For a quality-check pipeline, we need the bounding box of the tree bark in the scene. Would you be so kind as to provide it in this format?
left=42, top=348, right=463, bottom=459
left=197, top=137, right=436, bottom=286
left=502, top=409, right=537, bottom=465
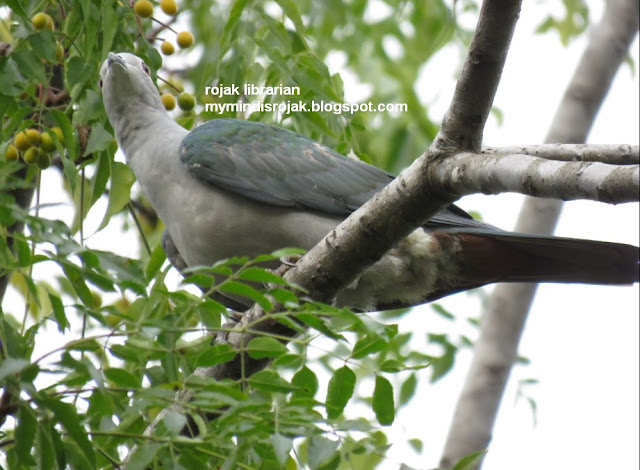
left=439, top=1, right=640, bottom=468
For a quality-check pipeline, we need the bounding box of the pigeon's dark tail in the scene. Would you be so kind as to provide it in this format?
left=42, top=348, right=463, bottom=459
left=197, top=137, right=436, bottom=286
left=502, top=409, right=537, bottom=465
left=454, top=231, right=639, bottom=287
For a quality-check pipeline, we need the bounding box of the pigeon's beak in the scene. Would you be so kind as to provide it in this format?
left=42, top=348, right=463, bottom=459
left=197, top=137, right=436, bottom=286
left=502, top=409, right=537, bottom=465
left=107, top=52, right=126, bottom=69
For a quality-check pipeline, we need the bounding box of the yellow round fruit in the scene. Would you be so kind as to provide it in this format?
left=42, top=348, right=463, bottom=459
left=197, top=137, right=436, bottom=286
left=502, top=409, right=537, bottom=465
left=177, top=92, right=195, bottom=111
left=176, top=31, right=194, bottom=49
left=160, top=0, right=178, bottom=15
left=25, top=129, right=41, bottom=147
left=36, top=149, right=51, bottom=169
left=133, top=0, right=154, bottom=18
left=40, top=132, right=56, bottom=152
left=161, top=93, right=176, bottom=110
left=14, top=131, right=30, bottom=152
left=160, top=41, right=175, bottom=56
left=5, top=145, right=19, bottom=162
left=22, top=147, right=39, bottom=165
left=56, top=43, right=64, bottom=63
left=52, top=127, right=65, bottom=146
left=32, top=13, right=53, bottom=31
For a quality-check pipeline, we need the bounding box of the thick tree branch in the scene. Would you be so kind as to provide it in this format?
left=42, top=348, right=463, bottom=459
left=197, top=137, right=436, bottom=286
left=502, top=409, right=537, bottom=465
left=435, top=152, right=638, bottom=203
left=483, top=143, right=639, bottom=164
left=440, top=0, right=640, bottom=468
left=286, top=0, right=524, bottom=304
left=434, top=0, right=522, bottom=151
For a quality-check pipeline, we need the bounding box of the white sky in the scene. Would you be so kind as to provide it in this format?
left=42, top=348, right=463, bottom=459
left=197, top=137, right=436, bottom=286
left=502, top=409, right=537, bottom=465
left=3, top=2, right=638, bottom=469
left=379, top=2, right=639, bottom=469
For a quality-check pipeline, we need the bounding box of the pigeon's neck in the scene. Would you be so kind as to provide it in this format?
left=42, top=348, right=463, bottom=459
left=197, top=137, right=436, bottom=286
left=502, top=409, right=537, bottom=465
left=114, top=102, right=187, bottom=163
left=112, top=101, right=190, bottom=212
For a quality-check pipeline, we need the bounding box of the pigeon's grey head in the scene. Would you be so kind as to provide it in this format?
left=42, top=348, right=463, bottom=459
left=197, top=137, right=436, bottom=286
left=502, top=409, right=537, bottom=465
left=100, top=52, right=165, bottom=125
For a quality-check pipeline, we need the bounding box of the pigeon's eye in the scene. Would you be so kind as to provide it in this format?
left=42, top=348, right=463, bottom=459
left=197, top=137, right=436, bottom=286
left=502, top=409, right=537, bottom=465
left=99, top=78, right=103, bottom=88
left=142, top=63, right=150, bottom=75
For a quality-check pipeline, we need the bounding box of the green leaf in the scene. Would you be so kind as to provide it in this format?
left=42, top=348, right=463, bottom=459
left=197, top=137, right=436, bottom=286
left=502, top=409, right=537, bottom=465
left=271, top=434, right=293, bottom=467
left=273, top=0, right=308, bottom=42
left=51, top=109, right=78, bottom=185
left=451, top=450, right=487, bottom=470
left=291, top=366, right=318, bottom=398
left=98, top=162, right=135, bottom=230
left=408, top=438, right=423, bottom=453
left=195, top=343, right=237, bottom=367
left=101, top=0, right=118, bottom=59
left=0, top=57, right=24, bottom=96
left=163, top=411, right=187, bottom=436
left=15, top=405, right=37, bottom=464
left=60, top=262, right=94, bottom=306
left=73, top=90, right=105, bottom=125
left=431, top=302, right=455, bottom=320
left=219, top=280, right=272, bottom=311
left=294, top=312, right=344, bottom=341
left=90, top=150, right=111, bottom=207
left=146, top=243, right=167, bottom=280
left=325, top=365, right=356, bottom=419
left=85, top=122, right=114, bottom=154
left=196, top=299, right=224, bottom=329
left=379, top=359, right=406, bottom=373
left=42, top=398, right=96, bottom=468
left=128, top=443, right=161, bottom=470
left=4, top=0, right=29, bottom=20
left=350, top=335, right=386, bottom=359
left=65, top=56, right=94, bottom=95
left=103, top=367, right=141, bottom=389
left=248, top=370, right=296, bottom=394
left=247, top=336, right=287, bottom=359
left=29, top=30, right=57, bottom=64
left=372, top=375, right=394, bottom=425
left=221, top=0, right=252, bottom=49
left=307, top=435, right=339, bottom=470
left=12, top=50, right=46, bottom=83
left=36, top=423, right=59, bottom=470
left=399, top=373, right=417, bottom=406
left=238, top=266, right=288, bottom=285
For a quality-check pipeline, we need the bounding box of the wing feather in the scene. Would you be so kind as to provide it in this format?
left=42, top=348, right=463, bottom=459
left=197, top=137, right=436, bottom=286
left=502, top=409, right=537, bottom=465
left=179, top=118, right=499, bottom=231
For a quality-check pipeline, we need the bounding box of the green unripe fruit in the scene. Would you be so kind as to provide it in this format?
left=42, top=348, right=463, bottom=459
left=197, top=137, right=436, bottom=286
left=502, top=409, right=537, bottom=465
left=56, top=43, right=64, bottom=63
left=5, top=145, right=19, bottom=162
left=32, top=13, right=54, bottom=31
left=36, top=149, right=51, bottom=169
left=52, top=127, right=65, bottom=146
left=40, top=132, right=56, bottom=152
left=177, top=92, right=195, bottom=111
left=25, top=129, right=41, bottom=146
left=23, top=147, right=39, bottom=165
left=14, top=131, right=30, bottom=151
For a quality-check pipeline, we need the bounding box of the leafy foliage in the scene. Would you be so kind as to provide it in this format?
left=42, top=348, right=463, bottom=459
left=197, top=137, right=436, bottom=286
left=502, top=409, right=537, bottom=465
left=0, top=0, right=579, bottom=468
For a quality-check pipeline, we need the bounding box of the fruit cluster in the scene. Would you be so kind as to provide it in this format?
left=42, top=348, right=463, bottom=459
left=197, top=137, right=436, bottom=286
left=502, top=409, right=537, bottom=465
left=132, top=0, right=196, bottom=112
left=31, top=13, right=65, bottom=63
left=133, top=0, right=194, bottom=55
left=5, top=128, right=65, bottom=169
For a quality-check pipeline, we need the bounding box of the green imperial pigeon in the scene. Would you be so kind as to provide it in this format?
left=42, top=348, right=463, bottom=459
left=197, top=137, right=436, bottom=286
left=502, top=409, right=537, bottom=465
left=100, top=52, right=639, bottom=311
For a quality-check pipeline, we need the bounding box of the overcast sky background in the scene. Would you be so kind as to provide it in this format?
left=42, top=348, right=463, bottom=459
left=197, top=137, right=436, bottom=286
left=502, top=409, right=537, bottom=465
left=374, top=2, right=639, bottom=469
left=3, top=1, right=638, bottom=469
